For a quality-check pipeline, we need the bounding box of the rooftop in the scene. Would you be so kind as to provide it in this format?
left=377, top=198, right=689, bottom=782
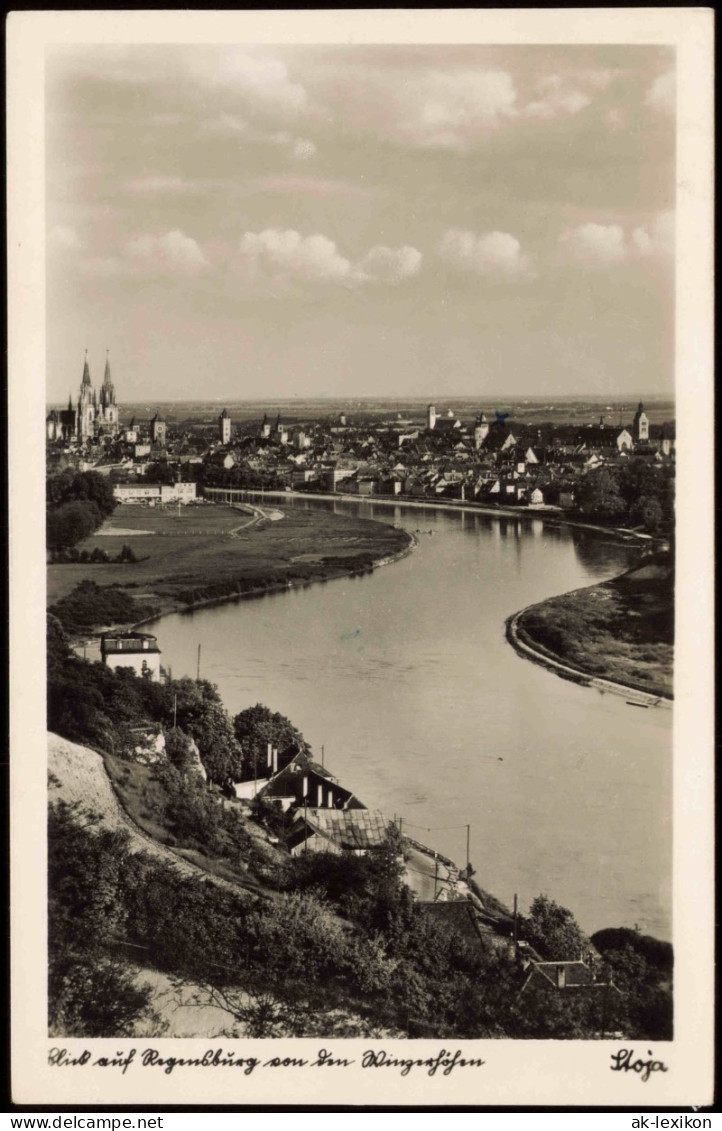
left=101, top=632, right=161, bottom=655
left=302, top=807, right=391, bottom=851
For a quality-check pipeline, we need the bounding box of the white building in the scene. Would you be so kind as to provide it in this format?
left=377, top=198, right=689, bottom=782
left=101, top=632, right=162, bottom=680
left=113, top=482, right=197, bottom=504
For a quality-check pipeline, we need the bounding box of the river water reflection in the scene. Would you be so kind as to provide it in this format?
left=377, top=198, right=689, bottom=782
left=149, top=497, right=672, bottom=939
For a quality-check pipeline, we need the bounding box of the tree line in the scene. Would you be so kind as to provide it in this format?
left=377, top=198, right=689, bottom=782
left=47, top=470, right=118, bottom=553
left=573, top=459, right=674, bottom=534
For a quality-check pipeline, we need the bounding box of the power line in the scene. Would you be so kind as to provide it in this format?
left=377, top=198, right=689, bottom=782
left=403, top=821, right=470, bottom=832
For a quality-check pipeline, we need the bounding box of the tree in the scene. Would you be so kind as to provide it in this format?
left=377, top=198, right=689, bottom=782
left=48, top=801, right=159, bottom=1037
left=521, top=895, right=589, bottom=960
left=592, top=929, right=673, bottom=1040
left=175, top=679, right=244, bottom=785
left=168, top=891, right=356, bottom=1037
left=47, top=500, right=103, bottom=551
left=233, top=703, right=310, bottom=774
left=164, top=726, right=197, bottom=774
left=629, top=496, right=664, bottom=533
left=576, top=468, right=626, bottom=522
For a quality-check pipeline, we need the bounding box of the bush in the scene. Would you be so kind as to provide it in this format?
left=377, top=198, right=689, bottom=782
left=49, top=581, right=158, bottom=633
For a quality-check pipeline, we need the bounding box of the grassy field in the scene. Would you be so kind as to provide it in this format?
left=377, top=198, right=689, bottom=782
left=48, top=500, right=411, bottom=615
left=515, top=556, right=674, bottom=698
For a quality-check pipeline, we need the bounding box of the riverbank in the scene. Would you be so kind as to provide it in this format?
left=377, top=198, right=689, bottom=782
left=224, top=486, right=665, bottom=547
left=507, top=554, right=673, bottom=704
left=48, top=500, right=415, bottom=634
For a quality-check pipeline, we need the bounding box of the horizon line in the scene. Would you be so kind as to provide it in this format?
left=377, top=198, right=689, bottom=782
left=46, top=393, right=676, bottom=406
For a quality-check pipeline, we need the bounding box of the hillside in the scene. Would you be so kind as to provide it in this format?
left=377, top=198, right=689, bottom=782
left=48, top=733, right=260, bottom=897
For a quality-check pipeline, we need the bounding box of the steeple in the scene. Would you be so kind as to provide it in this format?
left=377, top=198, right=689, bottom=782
left=81, top=349, right=91, bottom=386
left=100, top=349, right=115, bottom=408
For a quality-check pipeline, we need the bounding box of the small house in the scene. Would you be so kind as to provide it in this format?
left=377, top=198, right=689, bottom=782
left=101, top=632, right=162, bottom=681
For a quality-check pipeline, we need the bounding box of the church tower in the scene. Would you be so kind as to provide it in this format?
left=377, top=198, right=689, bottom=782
left=218, top=408, right=231, bottom=445
left=77, top=350, right=96, bottom=441
left=99, top=350, right=119, bottom=434
left=632, top=402, right=649, bottom=442
left=427, top=404, right=437, bottom=431
left=150, top=411, right=167, bottom=447
left=473, top=413, right=489, bottom=450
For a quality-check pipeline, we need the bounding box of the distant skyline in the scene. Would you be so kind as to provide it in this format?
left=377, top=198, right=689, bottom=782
left=47, top=44, right=675, bottom=404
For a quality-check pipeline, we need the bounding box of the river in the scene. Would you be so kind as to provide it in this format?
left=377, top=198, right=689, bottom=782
left=147, top=496, right=672, bottom=940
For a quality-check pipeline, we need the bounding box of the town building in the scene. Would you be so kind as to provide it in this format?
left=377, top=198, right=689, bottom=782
left=632, top=402, right=650, bottom=442
left=100, top=632, right=162, bottom=680
left=149, top=412, right=167, bottom=447
left=218, top=409, right=232, bottom=445
left=47, top=350, right=121, bottom=443
left=113, top=482, right=197, bottom=504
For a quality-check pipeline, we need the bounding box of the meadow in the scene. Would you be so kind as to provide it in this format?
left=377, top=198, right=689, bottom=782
left=47, top=500, right=411, bottom=619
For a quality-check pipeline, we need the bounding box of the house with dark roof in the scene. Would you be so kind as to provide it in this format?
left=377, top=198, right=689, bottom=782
left=287, top=807, right=391, bottom=856
left=519, top=955, right=620, bottom=997
left=257, top=749, right=365, bottom=812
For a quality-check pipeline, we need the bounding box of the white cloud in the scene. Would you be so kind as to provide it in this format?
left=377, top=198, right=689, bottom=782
left=125, top=229, right=208, bottom=275
left=632, top=211, right=674, bottom=258
left=395, top=69, right=518, bottom=149
left=438, top=229, right=534, bottom=281
left=202, top=114, right=318, bottom=162
left=353, top=245, right=423, bottom=285
left=239, top=229, right=352, bottom=283
left=646, top=71, right=675, bottom=114
left=204, top=51, right=307, bottom=116
left=237, top=229, right=423, bottom=288
left=559, top=222, right=627, bottom=267
left=561, top=213, right=674, bottom=268
left=524, top=74, right=591, bottom=119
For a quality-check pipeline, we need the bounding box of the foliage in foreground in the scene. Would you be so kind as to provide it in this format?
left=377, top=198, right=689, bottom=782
left=48, top=798, right=672, bottom=1040
left=47, top=619, right=672, bottom=1040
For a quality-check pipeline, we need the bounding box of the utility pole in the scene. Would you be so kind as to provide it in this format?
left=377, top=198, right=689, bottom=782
left=173, top=694, right=177, bottom=730
left=466, top=824, right=470, bottom=872
left=433, top=854, right=438, bottom=900
left=303, top=796, right=308, bottom=854
left=253, top=750, right=257, bottom=797
left=196, top=644, right=201, bottom=682
left=513, top=893, right=518, bottom=954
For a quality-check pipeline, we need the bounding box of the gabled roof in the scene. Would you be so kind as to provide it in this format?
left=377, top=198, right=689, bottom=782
left=295, top=807, right=391, bottom=851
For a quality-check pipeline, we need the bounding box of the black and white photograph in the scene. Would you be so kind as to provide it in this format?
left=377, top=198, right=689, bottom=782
left=8, top=8, right=714, bottom=1110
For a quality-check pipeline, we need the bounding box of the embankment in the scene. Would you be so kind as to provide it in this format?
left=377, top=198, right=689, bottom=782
left=507, top=557, right=673, bottom=705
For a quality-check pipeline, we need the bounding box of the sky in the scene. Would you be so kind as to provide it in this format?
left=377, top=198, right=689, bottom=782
left=46, top=44, right=676, bottom=404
